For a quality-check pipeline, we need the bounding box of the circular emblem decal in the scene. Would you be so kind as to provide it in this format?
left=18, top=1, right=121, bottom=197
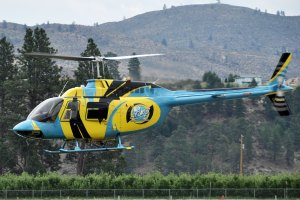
left=131, top=104, right=150, bottom=123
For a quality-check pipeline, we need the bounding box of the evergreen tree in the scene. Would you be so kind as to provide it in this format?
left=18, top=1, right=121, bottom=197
left=234, top=99, right=246, bottom=118
left=0, top=37, right=18, bottom=174
left=189, top=40, right=194, bottom=49
left=104, top=52, right=121, bottom=79
left=74, top=38, right=101, bottom=85
left=161, top=38, right=167, bottom=46
left=18, top=27, right=62, bottom=110
left=0, top=37, right=17, bottom=133
left=227, top=74, right=236, bottom=82
left=290, top=86, right=300, bottom=113
left=17, top=27, right=62, bottom=174
left=128, top=53, right=141, bottom=81
left=270, top=126, right=282, bottom=161
left=202, top=71, right=223, bottom=88
left=163, top=4, right=167, bottom=10
left=249, top=78, right=257, bottom=87
left=285, top=132, right=294, bottom=166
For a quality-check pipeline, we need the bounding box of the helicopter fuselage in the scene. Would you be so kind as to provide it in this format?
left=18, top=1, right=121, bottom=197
left=12, top=53, right=293, bottom=153
left=13, top=79, right=172, bottom=140
left=13, top=76, right=292, bottom=141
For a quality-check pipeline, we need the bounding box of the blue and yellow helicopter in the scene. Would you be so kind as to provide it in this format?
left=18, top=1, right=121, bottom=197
left=13, top=52, right=293, bottom=153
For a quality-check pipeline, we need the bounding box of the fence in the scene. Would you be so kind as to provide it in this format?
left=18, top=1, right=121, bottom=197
left=1, top=188, right=300, bottom=199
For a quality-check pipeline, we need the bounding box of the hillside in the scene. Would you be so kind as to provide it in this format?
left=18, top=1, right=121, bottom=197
left=1, top=3, right=300, bottom=81
left=1, top=3, right=300, bottom=176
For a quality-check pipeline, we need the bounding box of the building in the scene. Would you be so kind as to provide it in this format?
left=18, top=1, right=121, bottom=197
left=234, top=76, right=262, bottom=86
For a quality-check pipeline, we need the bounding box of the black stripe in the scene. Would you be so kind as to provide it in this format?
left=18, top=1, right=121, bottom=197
left=76, top=114, right=91, bottom=138
left=70, top=120, right=82, bottom=138
left=126, top=106, right=132, bottom=122
left=278, top=110, right=290, bottom=116
left=271, top=53, right=290, bottom=79
left=104, top=80, right=161, bottom=99
left=148, top=106, right=154, bottom=120
left=105, top=80, right=109, bottom=88
left=268, top=94, right=291, bottom=116
left=69, top=111, right=91, bottom=139
left=104, top=80, right=124, bottom=97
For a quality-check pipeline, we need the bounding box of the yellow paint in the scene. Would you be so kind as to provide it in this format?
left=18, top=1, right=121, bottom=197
left=112, top=97, right=161, bottom=134
left=59, top=98, right=75, bottom=139
left=32, top=121, right=41, bottom=131
left=58, top=80, right=160, bottom=140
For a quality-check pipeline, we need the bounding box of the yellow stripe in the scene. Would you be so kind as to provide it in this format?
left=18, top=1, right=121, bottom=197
left=32, top=121, right=41, bottom=131
left=265, top=92, right=277, bottom=96
left=268, top=54, right=292, bottom=83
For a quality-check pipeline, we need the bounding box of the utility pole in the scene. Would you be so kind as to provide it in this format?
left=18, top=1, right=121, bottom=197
left=240, top=134, right=244, bottom=176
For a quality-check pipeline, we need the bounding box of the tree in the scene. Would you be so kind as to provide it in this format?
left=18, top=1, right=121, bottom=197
left=0, top=37, right=18, bottom=174
left=249, top=78, right=257, bottom=87
left=234, top=99, right=246, bottom=118
left=227, top=74, right=237, bottom=82
left=189, top=40, right=194, bottom=49
left=128, top=53, right=141, bottom=81
left=163, top=4, right=167, bottom=10
left=202, top=71, right=223, bottom=88
left=17, top=27, right=62, bottom=174
left=161, top=38, right=167, bottom=46
left=0, top=37, right=16, bottom=120
left=74, top=38, right=112, bottom=85
left=18, top=27, right=62, bottom=110
left=276, top=11, right=280, bottom=16
left=285, top=133, right=294, bottom=166
left=2, top=20, right=7, bottom=29
left=104, top=52, right=121, bottom=80
left=75, top=38, right=101, bottom=85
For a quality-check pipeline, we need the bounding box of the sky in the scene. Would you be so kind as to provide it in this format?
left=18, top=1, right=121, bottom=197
left=1, top=0, right=299, bottom=26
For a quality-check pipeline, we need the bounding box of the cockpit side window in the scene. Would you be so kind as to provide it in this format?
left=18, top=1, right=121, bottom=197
left=27, top=97, right=63, bottom=122
left=62, top=100, right=79, bottom=121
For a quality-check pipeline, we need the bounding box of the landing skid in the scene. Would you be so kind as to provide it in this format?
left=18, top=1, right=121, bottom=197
left=44, top=136, right=134, bottom=154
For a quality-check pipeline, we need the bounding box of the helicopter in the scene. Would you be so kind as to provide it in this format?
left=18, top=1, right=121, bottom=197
left=13, top=52, right=293, bottom=153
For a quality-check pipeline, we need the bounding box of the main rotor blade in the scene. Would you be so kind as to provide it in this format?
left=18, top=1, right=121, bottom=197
left=103, top=53, right=164, bottom=60
left=24, top=52, right=95, bottom=61
left=24, top=52, right=164, bottom=62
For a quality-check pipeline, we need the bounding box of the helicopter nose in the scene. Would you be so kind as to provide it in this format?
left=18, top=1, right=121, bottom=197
left=13, top=120, right=43, bottom=138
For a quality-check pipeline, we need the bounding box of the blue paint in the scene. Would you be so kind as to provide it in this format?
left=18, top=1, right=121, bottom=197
left=36, top=118, right=65, bottom=139
left=85, top=80, right=96, bottom=102
left=13, top=119, right=33, bottom=131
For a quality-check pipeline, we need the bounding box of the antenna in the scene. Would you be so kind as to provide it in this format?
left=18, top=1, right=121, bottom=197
left=59, top=80, right=69, bottom=97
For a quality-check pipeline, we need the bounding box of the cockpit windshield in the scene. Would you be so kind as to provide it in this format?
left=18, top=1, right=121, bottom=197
left=27, top=97, right=63, bottom=122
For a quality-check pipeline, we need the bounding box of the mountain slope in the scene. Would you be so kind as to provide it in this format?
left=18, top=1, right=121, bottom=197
left=1, top=3, right=300, bottom=81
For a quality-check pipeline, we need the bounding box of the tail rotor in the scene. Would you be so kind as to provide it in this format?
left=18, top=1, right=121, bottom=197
left=267, top=53, right=292, bottom=116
